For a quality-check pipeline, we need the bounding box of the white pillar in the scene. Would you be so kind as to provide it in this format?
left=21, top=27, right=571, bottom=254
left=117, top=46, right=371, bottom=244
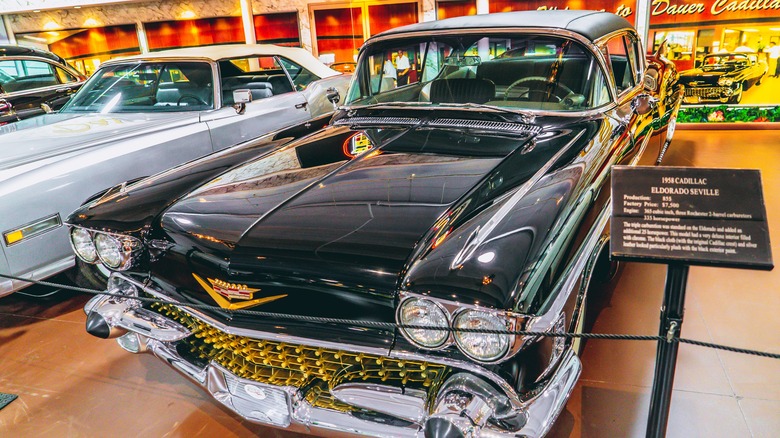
left=240, top=0, right=256, bottom=45
left=635, top=0, right=652, bottom=51
left=135, top=21, right=149, bottom=53
left=476, top=0, right=489, bottom=15
left=1, top=15, right=15, bottom=44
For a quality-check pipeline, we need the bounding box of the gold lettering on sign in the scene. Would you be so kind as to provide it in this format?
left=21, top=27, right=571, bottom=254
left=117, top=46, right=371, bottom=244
left=616, top=5, right=634, bottom=16
left=536, top=5, right=633, bottom=16
left=711, top=0, right=780, bottom=15
left=652, top=0, right=706, bottom=15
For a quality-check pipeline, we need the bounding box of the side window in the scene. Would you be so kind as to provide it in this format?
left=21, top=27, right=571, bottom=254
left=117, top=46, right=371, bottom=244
left=220, top=56, right=294, bottom=105
left=624, top=34, right=642, bottom=85
left=0, top=59, right=58, bottom=93
left=605, top=35, right=636, bottom=95
left=55, top=66, right=79, bottom=84
left=279, top=57, right=317, bottom=91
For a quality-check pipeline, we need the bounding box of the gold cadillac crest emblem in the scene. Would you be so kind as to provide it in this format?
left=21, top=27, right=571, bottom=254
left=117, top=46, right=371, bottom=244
left=192, top=273, right=287, bottom=310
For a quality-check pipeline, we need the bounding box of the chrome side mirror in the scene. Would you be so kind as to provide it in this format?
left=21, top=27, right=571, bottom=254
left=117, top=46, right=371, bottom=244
left=232, top=89, right=252, bottom=115
left=326, top=87, right=340, bottom=110
left=631, top=93, right=658, bottom=116
left=0, top=99, right=12, bottom=115
left=643, top=69, right=660, bottom=92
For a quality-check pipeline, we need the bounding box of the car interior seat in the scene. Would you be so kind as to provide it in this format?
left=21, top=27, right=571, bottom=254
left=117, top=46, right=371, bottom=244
left=429, top=78, right=495, bottom=104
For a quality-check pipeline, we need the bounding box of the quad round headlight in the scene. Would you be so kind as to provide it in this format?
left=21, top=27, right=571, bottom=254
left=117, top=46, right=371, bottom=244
left=398, top=298, right=449, bottom=348
left=453, top=310, right=511, bottom=362
left=718, top=77, right=734, bottom=86
left=70, top=227, right=98, bottom=263
left=94, top=233, right=139, bottom=270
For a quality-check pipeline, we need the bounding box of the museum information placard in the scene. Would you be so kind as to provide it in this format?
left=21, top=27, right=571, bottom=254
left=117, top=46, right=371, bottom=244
left=611, top=166, right=773, bottom=270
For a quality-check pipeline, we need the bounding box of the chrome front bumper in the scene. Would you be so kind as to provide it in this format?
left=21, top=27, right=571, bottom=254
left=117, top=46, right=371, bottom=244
left=84, top=283, right=581, bottom=438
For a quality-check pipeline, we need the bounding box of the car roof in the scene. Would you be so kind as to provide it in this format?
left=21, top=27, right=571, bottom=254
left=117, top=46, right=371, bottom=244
left=0, top=45, right=69, bottom=65
left=370, top=10, right=633, bottom=43
left=705, top=52, right=755, bottom=56
left=109, top=44, right=339, bottom=79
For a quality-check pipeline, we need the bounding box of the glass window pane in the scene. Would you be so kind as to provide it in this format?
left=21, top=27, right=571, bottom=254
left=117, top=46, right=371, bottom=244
left=279, top=57, right=316, bottom=90
left=62, top=62, right=213, bottom=112
left=349, top=34, right=609, bottom=112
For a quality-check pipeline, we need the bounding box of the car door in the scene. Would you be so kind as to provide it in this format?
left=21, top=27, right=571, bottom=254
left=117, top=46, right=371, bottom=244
left=203, top=55, right=310, bottom=151
left=0, top=58, right=82, bottom=122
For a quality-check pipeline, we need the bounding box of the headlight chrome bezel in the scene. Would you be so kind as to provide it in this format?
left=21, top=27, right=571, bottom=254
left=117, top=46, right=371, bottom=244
left=69, top=226, right=142, bottom=271
left=452, top=309, right=512, bottom=363
left=69, top=227, right=98, bottom=263
left=397, top=297, right=451, bottom=349
left=396, top=292, right=526, bottom=364
left=718, top=77, right=734, bottom=87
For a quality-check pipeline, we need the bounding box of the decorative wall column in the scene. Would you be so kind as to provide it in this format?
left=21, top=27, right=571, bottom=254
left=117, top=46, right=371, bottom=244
left=422, top=0, right=436, bottom=22
left=1, top=15, right=15, bottom=44
left=477, top=0, right=489, bottom=15
left=240, top=0, right=256, bottom=44
left=634, top=0, right=651, bottom=48
left=135, top=21, right=149, bottom=53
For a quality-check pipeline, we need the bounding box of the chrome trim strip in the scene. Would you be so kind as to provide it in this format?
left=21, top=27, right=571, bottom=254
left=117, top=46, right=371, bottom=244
left=427, top=118, right=542, bottom=135
left=1, top=82, right=83, bottom=99
left=333, top=116, right=419, bottom=126
left=516, top=349, right=581, bottom=437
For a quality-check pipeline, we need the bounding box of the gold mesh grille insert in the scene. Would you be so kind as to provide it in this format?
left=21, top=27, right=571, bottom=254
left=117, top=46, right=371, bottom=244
left=150, top=303, right=449, bottom=412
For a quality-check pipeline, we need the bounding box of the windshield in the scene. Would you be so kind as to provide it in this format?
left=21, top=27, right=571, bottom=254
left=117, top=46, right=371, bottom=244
left=702, top=54, right=750, bottom=67
left=61, top=61, right=214, bottom=113
left=346, top=34, right=611, bottom=112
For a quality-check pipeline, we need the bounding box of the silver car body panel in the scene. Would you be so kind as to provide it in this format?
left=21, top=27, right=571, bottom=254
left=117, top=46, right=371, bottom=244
left=0, top=52, right=350, bottom=297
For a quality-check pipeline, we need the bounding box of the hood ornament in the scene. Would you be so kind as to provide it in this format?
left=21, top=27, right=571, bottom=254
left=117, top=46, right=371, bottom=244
left=192, top=273, right=287, bottom=310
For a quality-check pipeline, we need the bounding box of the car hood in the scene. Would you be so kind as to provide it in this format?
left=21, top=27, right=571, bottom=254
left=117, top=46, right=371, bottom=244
left=0, top=112, right=198, bottom=171
left=145, top=114, right=594, bottom=334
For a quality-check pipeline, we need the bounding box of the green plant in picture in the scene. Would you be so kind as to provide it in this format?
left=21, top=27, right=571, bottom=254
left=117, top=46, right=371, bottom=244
left=678, top=105, right=780, bottom=123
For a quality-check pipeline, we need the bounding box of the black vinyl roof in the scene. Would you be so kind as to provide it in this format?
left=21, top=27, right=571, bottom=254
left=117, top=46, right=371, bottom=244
left=0, top=45, right=69, bottom=66
left=371, top=10, right=633, bottom=42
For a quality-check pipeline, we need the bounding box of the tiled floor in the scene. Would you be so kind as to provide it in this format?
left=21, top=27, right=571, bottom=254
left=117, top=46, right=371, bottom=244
left=0, top=129, right=778, bottom=437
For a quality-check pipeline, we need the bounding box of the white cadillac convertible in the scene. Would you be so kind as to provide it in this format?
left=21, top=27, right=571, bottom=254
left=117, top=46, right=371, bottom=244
left=0, top=44, right=350, bottom=296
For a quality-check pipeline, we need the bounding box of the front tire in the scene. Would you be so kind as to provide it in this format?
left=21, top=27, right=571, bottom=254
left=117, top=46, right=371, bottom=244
left=66, top=259, right=109, bottom=291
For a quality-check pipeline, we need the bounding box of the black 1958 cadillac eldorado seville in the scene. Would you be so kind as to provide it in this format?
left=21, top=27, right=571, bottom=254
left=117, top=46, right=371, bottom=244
left=66, top=11, right=681, bottom=437
left=679, top=51, right=767, bottom=104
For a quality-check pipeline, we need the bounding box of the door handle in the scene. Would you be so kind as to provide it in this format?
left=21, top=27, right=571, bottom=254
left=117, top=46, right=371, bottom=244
left=295, top=101, right=308, bottom=110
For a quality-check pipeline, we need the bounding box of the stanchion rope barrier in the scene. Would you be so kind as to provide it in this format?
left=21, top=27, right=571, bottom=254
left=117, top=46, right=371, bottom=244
left=2, top=272, right=778, bottom=360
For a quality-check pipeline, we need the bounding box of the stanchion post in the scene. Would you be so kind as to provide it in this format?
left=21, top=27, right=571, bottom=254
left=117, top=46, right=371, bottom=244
left=646, top=263, right=689, bottom=438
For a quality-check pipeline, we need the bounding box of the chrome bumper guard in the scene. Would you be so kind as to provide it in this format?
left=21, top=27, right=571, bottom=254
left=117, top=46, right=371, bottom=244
left=84, top=280, right=581, bottom=437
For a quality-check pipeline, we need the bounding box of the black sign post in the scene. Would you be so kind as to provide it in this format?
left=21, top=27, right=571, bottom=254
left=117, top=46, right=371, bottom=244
left=610, top=166, right=773, bottom=438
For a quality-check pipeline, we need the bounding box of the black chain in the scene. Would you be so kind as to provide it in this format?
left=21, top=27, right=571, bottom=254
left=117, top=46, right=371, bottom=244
left=3, top=273, right=779, bottom=360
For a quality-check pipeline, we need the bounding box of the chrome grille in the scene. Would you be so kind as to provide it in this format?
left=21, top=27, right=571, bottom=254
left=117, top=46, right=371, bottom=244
left=685, top=87, right=728, bottom=97
left=151, top=303, right=449, bottom=412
